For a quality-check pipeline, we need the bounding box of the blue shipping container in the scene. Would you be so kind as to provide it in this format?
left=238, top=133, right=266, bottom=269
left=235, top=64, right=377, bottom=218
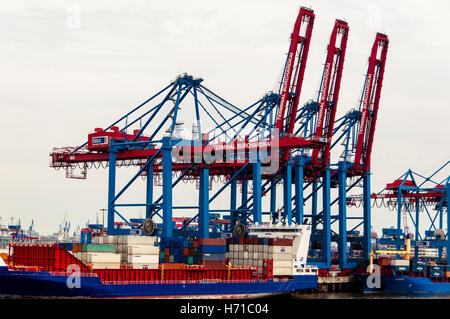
left=413, top=264, right=426, bottom=272
left=198, top=245, right=227, bottom=254
left=199, top=253, right=226, bottom=262
left=429, top=266, right=444, bottom=277
left=394, top=266, right=409, bottom=272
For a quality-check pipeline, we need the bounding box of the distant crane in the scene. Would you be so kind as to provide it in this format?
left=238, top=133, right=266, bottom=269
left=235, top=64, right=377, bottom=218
left=73, top=225, right=80, bottom=237
left=28, top=219, right=34, bottom=237
left=58, top=213, right=71, bottom=241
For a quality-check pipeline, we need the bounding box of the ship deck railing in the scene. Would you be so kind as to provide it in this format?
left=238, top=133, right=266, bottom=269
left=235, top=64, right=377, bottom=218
left=49, top=271, right=98, bottom=277
left=100, top=279, right=268, bottom=285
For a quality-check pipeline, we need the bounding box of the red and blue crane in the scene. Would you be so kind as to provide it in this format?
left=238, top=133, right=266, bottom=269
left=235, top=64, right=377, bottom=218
left=50, top=7, right=389, bottom=271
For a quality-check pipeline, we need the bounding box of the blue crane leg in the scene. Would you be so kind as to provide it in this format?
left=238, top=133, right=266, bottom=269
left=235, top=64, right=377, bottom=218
left=415, top=199, right=420, bottom=259
left=294, top=156, right=304, bottom=224
left=107, top=150, right=117, bottom=235
left=199, top=168, right=210, bottom=238
left=322, top=167, right=331, bottom=268
left=230, top=173, right=237, bottom=229
left=162, top=137, right=173, bottom=237
left=252, top=160, right=262, bottom=224
left=242, top=178, right=248, bottom=209
left=363, top=172, right=371, bottom=261
left=270, top=179, right=277, bottom=221
left=312, top=182, right=318, bottom=233
left=283, top=161, right=292, bottom=225
left=338, top=163, right=347, bottom=268
left=146, top=164, right=154, bottom=219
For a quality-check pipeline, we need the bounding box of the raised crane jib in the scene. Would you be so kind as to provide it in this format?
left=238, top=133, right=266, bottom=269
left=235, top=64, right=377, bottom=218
left=275, top=7, right=315, bottom=137
left=353, top=33, right=389, bottom=172
left=310, top=19, right=349, bottom=167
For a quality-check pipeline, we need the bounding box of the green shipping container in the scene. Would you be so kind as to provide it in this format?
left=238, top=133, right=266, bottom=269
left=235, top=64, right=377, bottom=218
left=81, top=244, right=116, bottom=252
left=188, top=256, right=194, bottom=265
left=193, top=248, right=198, bottom=256
left=160, top=251, right=165, bottom=259
left=169, top=255, right=174, bottom=263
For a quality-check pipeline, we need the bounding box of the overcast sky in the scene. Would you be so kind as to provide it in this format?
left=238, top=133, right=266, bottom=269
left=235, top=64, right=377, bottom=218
left=0, top=0, right=448, bottom=236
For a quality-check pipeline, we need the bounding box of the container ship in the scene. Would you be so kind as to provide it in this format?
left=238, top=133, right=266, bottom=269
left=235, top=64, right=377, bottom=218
left=0, top=223, right=318, bottom=298
left=357, top=228, right=450, bottom=294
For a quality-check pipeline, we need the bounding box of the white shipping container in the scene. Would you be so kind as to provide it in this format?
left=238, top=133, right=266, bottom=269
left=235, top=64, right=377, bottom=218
left=102, top=236, right=113, bottom=244
left=127, top=255, right=159, bottom=264
left=129, top=263, right=159, bottom=270
left=273, top=253, right=292, bottom=261
left=271, top=246, right=293, bottom=254
left=113, top=236, right=123, bottom=244
left=273, top=267, right=293, bottom=276
left=273, top=260, right=293, bottom=268
left=89, top=262, right=121, bottom=269
left=91, top=237, right=103, bottom=244
left=86, top=253, right=121, bottom=263
left=127, top=245, right=159, bottom=255
left=121, top=236, right=156, bottom=245
left=390, top=259, right=410, bottom=266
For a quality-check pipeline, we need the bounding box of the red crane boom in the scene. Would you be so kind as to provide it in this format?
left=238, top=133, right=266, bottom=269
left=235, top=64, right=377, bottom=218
left=352, top=33, right=389, bottom=173
left=310, top=19, right=349, bottom=167
left=275, top=7, right=315, bottom=137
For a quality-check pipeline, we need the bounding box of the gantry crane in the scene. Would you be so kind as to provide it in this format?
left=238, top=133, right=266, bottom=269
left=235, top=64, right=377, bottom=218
left=49, top=7, right=389, bottom=274
left=365, top=161, right=449, bottom=263
left=317, top=32, right=389, bottom=269
left=50, top=7, right=328, bottom=237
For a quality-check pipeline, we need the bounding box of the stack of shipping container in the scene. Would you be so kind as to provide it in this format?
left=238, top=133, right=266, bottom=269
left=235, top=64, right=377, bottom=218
left=94, top=235, right=160, bottom=269
left=228, top=237, right=293, bottom=276
left=73, top=243, right=121, bottom=269
left=198, top=238, right=227, bottom=269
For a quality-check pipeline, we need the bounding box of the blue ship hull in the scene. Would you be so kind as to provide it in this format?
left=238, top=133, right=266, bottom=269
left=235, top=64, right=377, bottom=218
left=0, top=266, right=317, bottom=298
left=358, top=274, right=450, bottom=294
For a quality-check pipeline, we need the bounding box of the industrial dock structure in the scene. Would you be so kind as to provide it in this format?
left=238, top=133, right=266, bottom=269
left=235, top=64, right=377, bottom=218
left=0, top=6, right=448, bottom=297
left=48, top=6, right=389, bottom=272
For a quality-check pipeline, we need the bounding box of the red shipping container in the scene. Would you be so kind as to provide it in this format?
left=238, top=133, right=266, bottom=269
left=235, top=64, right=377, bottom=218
left=203, top=261, right=225, bottom=269
left=269, top=238, right=293, bottom=246
left=198, top=238, right=226, bottom=246
left=162, top=263, right=186, bottom=270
